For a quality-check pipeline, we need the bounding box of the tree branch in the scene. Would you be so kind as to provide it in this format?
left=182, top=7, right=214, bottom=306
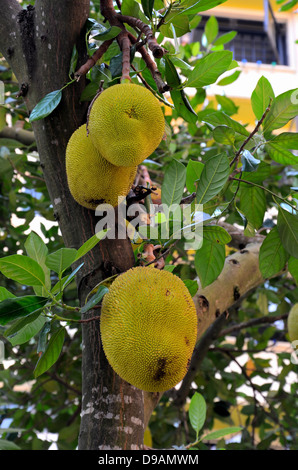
left=0, top=126, right=36, bottom=147
left=74, top=39, right=114, bottom=80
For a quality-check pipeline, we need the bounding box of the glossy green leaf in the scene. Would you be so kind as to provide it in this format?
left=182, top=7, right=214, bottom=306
left=199, top=110, right=249, bottom=136
left=186, top=51, right=233, bottom=88
left=141, top=0, right=154, bottom=19
left=213, top=30, right=237, bottom=46
left=259, top=227, right=289, bottom=278
left=239, top=186, right=266, bottom=230
left=213, top=125, right=235, bottom=145
left=196, top=152, right=230, bottom=204
left=202, top=426, right=242, bottom=442
left=34, top=327, right=65, bottom=378
left=204, top=16, right=218, bottom=44
left=6, top=313, right=46, bottom=347
left=29, top=90, right=62, bottom=122
left=0, top=255, right=46, bottom=287
left=203, top=225, right=232, bottom=245
left=170, top=89, right=198, bottom=124
left=265, top=143, right=298, bottom=166
left=161, top=159, right=186, bottom=206
left=263, top=88, right=298, bottom=133
left=4, top=309, right=43, bottom=338
left=194, top=238, right=225, bottom=287
left=251, top=76, right=275, bottom=121
left=215, top=95, right=238, bottom=116
left=90, top=26, right=122, bottom=41
left=45, top=248, right=78, bottom=275
left=186, top=160, right=204, bottom=193
left=270, top=132, right=298, bottom=149
left=160, top=14, right=190, bottom=38
left=217, top=69, right=241, bottom=86
left=189, top=392, right=206, bottom=439
left=277, top=208, right=298, bottom=258
left=0, top=295, right=48, bottom=326
left=81, top=285, right=109, bottom=314
left=0, top=287, right=16, bottom=301
left=179, top=0, right=227, bottom=15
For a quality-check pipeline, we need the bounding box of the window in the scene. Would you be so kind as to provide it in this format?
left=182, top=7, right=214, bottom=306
left=191, top=15, right=288, bottom=66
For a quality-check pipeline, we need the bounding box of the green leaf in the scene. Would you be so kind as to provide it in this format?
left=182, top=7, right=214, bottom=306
left=213, top=30, right=237, bottom=46
left=141, top=0, right=154, bottom=19
left=265, top=142, right=298, bottom=166
left=183, top=279, right=199, bottom=297
left=203, top=225, right=232, bottom=245
left=277, top=208, right=298, bottom=258
left=179, top=0, right=227, bottom=15
left=251, top=76, right=275, bottom=121
left=195, top=239, right=225, bottom=287
left=6, top=314, right=46, bottom=347
left=29, top=89, right=62, bottom=122
left=0, top=439, right=20, bottom=450
left=0, top=287, right=16, bottom=301
left=69, top=44, right=78, bottom=77
left=25, top=231, right=51, bottom=295
left=202, top=426, right=242, bottom=442
left=215, top=95, right=238, bottom=116
left=239, top=186, right=266, bottom=230
left=161, top=159, right=186, bottom=206
left=263, top=88, right=298, bottom=133
left=90, top=26, right=122, bottom=41
left=189, top=392, right=206, bottom=439
left=186, top=160, right=204, bottom=193
left=196, top=152, right=230, bottom=204
left=75, top=230, right=107, bottom=262
left=4, top=309, right=42, bottom=338
left=0, top=255, right=46, bottom=287
left=199, top=110, right=249, bottom=136
left=216, top=69, right=241, bottom=86
left=121, top=0, right=148, bottom=21
left=288, top=256, right=298, bottom=284
left=241, top=150, right=260, bottom=172
left=45, top=248, right=78, bottom=275
left=0, top=296, right=48, bottom=326
left=34, top=327, right=65, bottom=378
left=81, top=285, right=109, bottom=313
left=165, top=55, right=180, bottom=88
left=213, top=125, right=235, bottom=145
left=204, top=16, right=218, bottom=44
left=186, top=51, right=233, bottom=88
left=259, top=227, right=289, bottom=278
left=270, top=132, right=298, bottom=150
left=170, top=88, right=198, bottom=124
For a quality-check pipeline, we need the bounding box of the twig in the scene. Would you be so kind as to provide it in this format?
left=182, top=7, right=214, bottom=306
left=219, top=312, right=289, bottom=337
left=74, top=39, right=114, bottom=80
left=116, top=13, right=164, bottom=58
left=230, top=99, right=273, bottom=168
left=8, top=157, right=45, bottom=182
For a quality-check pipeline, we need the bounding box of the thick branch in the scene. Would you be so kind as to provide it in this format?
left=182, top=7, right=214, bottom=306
left=0, top=126, right=35, bottom=147
left=75, top=39, right=114, bottom=80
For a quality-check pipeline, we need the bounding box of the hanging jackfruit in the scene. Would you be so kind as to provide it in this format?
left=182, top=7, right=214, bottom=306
left=65, top=124, right=137, bottom=210
left=100, top=266, right=198, bottom=392
left=87, top=83, right=165, bottom=167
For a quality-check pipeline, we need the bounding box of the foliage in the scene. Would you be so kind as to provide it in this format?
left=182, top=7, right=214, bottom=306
left=0, top=0, right=297, bottom=451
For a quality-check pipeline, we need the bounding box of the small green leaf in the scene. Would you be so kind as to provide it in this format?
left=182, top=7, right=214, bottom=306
left=196, top=152, right=230, bottom=205
left=0, top=296, right=48, bottom=326
left=195, top=239, right=225, bottom=288
left=189, top=392, right=206, bottom=439
left=29, top=90, right=62, bottom=122
left=213, top=30, right=237, bottom=46
left=186, top=51, right=233, bottom=88
left=203, top=225, right=232, bottom=245
left=0, top=255, right=46, bottom=287
left=251, top=76, right=275, bottom=121
left=6, top=314, right=46, bottom=347
left=263, top=88, right=298, bottom=133
left=161, top=159, right=186, bottom=206
left=0, top=287, right=16, bottom=301
left=45, top=248, right=78, bottom=275
left=34, top=327, right=65, bottom=378
left=204, top=16, right=218, bottom=44
left=202, top=426, right=242, bottom=442
left=186, top=160, right=204, bottom=193
left=183, top=279, right=199, bottom=296
left=81, top=286, right=109, bottom=313
left=277, top=208, right=298, bottom=258
left=69, top=44, right=78, bottom=77
left=217, top=69, right=241, bottom=86
left=259, top=227, right=289, bottom=278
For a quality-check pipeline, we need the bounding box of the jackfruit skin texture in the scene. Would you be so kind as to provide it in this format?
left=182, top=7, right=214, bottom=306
left=288, top=303, right=298, bottom=342
left=88, top=83, right=165, bottom=167
left=100, top=267, right=198, bottom=392
left=65, top=124, right=137, bottom=210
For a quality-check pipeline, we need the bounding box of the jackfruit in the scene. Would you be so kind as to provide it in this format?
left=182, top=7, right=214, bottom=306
left=100, top=266, right=198, bottom=392
left=288, top=303, right=298, bottom=342
left=88, top=83, right=165, bottom=167
left=66, top=124, right=137, bottom=210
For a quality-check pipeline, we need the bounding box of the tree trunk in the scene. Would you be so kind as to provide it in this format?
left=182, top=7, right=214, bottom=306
left=0, top=0, right=144, bottom=450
